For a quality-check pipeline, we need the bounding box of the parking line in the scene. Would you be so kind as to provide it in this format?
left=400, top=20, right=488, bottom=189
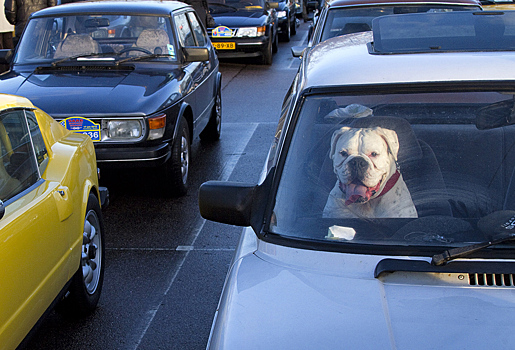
left=132, top=122, right=259, bottom=350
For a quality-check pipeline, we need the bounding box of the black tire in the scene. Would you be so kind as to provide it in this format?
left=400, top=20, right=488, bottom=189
left=58, top=193, right=105, bottom=316
left=291, top=17, right=297, bottom=36
left=261, top=37, right=273, bottom=65
left=280, top=19, right=291, bottom=42
left=162, top=116, right=190, bottom=196
left=200, top=86, right=222, bottom=142
left=272, top=30, right=279, bottom=53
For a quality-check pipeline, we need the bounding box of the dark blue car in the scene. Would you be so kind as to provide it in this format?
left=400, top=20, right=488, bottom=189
left=207, top=0, right=279, bottom=64
left=0, top=0, right=222, bottom=196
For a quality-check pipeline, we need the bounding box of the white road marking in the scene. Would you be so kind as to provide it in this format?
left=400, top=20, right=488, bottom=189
left=131, top=122, right=259, bottom=350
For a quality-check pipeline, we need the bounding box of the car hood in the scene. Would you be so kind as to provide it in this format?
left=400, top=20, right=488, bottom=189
left=211, top=11, right=269, bottom=27
left=0, top=66, right=185, bottom=116
left=209, top=231, right=515, bottom=349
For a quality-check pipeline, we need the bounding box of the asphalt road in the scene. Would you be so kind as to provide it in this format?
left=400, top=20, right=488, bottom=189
left=22, top=21, right=309, bottom=350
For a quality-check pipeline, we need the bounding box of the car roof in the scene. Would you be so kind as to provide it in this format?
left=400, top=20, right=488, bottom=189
left=301, top=31, right=515, bottom=89
left=31, top=0, right=191, bottom=17
left=325, top=0, right=481, bottom=8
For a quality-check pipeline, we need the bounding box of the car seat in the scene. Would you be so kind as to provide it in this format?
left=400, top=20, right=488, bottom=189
left=136, top=29, right=170, bottom=55
left=54, top=34, right=100, bottom=58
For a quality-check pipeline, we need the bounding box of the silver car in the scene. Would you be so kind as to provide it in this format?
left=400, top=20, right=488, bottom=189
left=201, top=11, right=515, bottom=349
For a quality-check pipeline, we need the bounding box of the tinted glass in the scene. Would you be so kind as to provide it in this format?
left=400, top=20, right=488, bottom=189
left=16, top=14, right=177, bottom=64
left=320, top=5, right=479, bottom=42
left=373, top=11, right=515, bottom=53
left=187, top=12, right=207, bottom=46
left=208, top=0, right=266, bottom=13
left=0, top=110, right=40, bottom=202
left=271, top=90, right=515, bottom=251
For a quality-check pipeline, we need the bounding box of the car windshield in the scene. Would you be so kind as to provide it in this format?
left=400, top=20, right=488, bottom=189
left=270, top=89, right=515, bottom=252
left=320, top=5, right=479, bottom=42
left=208, top=0, right=266, bottom=13
left=15, top=14, right=177, bottom=65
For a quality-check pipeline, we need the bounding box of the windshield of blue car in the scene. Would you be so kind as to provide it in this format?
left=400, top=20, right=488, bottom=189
left=270, top=89, right=515, bottom=253
left=320, top=5, right=480, bottom=42
left=208, top=0, right=266, bottom=13
left=15, top=14, right=177, bottom=65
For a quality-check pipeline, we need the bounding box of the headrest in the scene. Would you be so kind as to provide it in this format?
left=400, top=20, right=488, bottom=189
left=341, top=115, right=423, bottom=162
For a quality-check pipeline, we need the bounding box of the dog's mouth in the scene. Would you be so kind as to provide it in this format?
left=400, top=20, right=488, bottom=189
left=339, top=179, right=382, bottom=205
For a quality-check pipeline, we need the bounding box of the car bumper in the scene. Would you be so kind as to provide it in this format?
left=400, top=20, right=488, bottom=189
left=95, top=141, right=170, bottom=169
left=99, top=186, right=109, bottom=208
left=210, top=37, right=270, bottom=58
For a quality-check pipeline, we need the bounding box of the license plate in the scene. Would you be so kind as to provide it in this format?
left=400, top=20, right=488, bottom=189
left=213, top=42, right=235, bottom=50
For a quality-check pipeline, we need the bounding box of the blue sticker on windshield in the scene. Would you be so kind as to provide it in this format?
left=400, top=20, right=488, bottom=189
left=60, top=117, right=101, bottom=142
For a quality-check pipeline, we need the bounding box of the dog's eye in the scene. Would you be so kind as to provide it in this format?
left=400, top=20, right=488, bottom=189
left=370, top=152, right=379, bottom=157
left=339, top=150, right=348, bottom=157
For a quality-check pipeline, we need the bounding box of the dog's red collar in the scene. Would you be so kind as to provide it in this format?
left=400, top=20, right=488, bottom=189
left=339, top=170, right=401, bottom=205
left=376, top=170, right=400, bottom=199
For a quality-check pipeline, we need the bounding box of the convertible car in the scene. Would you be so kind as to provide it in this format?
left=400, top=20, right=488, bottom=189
left=0, top=0, right=222, bottom=196
left=201, top=11, right=515, bottom=349
left=0, top=93, right=107, bottom=349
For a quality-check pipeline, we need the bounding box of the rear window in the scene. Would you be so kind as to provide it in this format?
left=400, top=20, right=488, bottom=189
left=372, top=11, right=515, bottom=53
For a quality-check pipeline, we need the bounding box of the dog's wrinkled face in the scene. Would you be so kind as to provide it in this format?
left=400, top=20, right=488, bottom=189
left=330, top=126, right=399, bottom=204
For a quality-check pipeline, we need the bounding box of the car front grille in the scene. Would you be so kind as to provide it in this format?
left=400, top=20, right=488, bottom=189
left=469, top=273, right=515, bottom=287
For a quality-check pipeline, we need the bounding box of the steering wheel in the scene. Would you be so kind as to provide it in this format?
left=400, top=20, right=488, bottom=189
left=119, top=47, right=152, bottom=55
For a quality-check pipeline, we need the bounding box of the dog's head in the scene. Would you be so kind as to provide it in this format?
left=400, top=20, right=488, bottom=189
left=330, top=126, right=400, bottom=204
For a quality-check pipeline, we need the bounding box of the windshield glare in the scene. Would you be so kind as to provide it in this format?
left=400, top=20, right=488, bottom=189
left=320, top=5, right=480, bottom=42
left=271, top=91, right=515, bottom=250
left=15, top=15, right=177, bottom=64
left=208, top=0, right=266, bottom=13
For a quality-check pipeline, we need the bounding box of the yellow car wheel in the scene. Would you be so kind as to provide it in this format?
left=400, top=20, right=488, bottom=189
left=58, top=193, right=105, bottom=315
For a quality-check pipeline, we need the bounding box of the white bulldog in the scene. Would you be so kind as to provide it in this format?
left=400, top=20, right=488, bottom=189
left=323, top=126, right=417, bottom=218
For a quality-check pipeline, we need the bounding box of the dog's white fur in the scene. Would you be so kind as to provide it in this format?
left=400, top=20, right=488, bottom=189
left=323, top=126, right=417, bottom=218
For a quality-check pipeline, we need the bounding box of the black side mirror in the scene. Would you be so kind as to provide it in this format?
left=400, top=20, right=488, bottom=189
left=0, top=49, right=13, bottom=65
left=183, top=47, right=209, bottom=62
left=199, top=171, right=273, bottom=232
left=0, top=200, right=5, bottom=220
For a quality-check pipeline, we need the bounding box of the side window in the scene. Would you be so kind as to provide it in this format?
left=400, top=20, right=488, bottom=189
left=0, top=110, right=41, bottom=202
left=26, top=111, right=49, bottom=174
left=187, top=12, right=207, bottom=46
left=174, top=13, right=196, bottom=46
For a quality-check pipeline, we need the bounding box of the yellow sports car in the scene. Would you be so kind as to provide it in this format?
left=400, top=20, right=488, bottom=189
left=0, top=94, right=108, bottom=349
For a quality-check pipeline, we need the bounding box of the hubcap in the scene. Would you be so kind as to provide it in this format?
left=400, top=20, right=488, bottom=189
left=180, top=134, right=189, bottom=183
left=215, top=94, right=222, bottom=134
left=82, top=209, right=102, bottom=294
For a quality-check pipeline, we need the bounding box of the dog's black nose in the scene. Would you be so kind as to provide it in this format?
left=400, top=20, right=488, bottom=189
left=349, top=157, right=368, bottom=170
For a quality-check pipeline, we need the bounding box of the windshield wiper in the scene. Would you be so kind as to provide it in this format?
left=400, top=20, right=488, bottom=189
left=432, top=211, right=515, bottom=266
left=52, top=52, right=117, bottom=66
left=115, top=54, right=173, bottom=65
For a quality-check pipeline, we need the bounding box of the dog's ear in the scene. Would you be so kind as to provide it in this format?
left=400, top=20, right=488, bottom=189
left=375, top=127, right=400, bottom=161
left=330, top=127, right=351, bottom=159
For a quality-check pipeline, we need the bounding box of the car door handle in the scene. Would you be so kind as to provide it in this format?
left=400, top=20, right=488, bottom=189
left=53, top=185, right=73, bottom=221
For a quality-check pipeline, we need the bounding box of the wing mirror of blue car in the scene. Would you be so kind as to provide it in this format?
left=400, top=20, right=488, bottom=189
left=0, top=49, right=13, bottom=65
left=198, top=171, right=273, bottom=232
left=183, top=47, right=209, bottom=62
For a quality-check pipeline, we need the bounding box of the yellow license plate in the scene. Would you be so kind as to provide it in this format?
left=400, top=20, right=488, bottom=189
left=213, top=42, right=235, bottom=50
